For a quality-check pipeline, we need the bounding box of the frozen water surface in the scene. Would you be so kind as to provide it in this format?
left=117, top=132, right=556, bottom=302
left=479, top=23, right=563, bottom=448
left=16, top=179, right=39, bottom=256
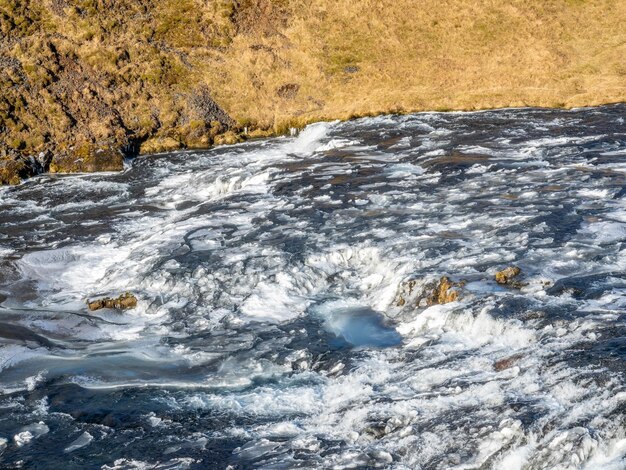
left=0, top=104, right=625, bottom=469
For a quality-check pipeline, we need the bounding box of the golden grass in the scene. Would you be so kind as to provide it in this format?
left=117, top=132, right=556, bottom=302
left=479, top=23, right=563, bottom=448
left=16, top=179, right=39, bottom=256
left=213, top=0, right=626, bottom=130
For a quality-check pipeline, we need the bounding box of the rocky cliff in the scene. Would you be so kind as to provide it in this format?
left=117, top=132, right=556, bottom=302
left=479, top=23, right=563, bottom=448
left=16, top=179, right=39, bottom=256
left=1, top=0, right=625, bottom=183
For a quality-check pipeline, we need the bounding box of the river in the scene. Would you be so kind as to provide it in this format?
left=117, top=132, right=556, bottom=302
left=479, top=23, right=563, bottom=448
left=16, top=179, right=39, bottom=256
left=0, top=105, right=625, bottom=469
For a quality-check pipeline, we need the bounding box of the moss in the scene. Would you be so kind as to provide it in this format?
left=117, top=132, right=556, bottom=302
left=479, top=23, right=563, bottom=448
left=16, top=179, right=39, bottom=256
left=9, top=139, right=25, bottom=150
left=49, top=144, right=124, bottom=173
left=154, top=1, right=206, bottom=48
left=24, top=134, right=46, bottom=149
left=213, top=130, right=243, bottom=145
left=0, top=159, right=27, bottom=185
left=248, top=128, right=273, bottom=139
left=139, top=136, right=181, bottom=155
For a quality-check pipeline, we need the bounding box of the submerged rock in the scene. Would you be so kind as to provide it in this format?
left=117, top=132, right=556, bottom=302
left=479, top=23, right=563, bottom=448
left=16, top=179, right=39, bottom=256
left=87, top=293, right=137, bottom=311
left=494, top=354, right=523, bottom=371
left=495, top=266, right=525, bottom=288
left=395, top=279, right=417, bottom=307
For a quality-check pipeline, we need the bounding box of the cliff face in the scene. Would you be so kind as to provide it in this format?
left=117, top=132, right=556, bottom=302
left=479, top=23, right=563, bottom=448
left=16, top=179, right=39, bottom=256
left=1, top=0, right=625, bottom=183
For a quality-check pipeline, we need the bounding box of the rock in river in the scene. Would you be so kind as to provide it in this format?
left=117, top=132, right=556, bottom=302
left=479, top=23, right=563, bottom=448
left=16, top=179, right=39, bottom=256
left=87, top=293, right=137, bottom=311
left=495, top=266, right=523, bottom=287
left=395, top=276, right=464, bottom=308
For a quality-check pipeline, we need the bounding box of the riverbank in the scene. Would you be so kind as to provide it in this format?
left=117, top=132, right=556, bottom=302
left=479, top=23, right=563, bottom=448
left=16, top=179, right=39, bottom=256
left=1, top=0, right=625, bottom=184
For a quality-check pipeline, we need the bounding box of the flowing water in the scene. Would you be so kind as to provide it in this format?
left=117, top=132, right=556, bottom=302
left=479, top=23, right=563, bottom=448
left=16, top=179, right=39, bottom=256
left=0, top=105, right=625, bottom=469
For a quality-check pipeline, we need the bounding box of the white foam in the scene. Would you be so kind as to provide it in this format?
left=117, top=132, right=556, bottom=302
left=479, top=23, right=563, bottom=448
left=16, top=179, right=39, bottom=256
left=317, top=138, right=359, bottom=152
left=578, top=221, right=626, bottom=244
left=64, top=431, right=93, bottom=453
left=240, top=273, right=309, bottom=322
left=18, top=245, right=131, bottom=292
left=286, top=121, right=338, bottom=154
left=13, top=422, right=49, bottom=447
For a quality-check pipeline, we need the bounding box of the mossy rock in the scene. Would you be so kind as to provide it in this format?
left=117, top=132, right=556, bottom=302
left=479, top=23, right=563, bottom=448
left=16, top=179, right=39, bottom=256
left=49, top=144, right=124, bottom=173
left=248, top=128, right=273, bottom=139
left=0, top=159, right=27, bottom=185
left=185, top=135, right=211, bottom=149
left=213, top=131, right=243, bottom=146
left=139, top=136, right=182, bottom=155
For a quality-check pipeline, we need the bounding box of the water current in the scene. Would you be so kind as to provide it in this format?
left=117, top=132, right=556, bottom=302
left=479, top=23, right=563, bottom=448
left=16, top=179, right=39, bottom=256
left=0, top=105, right=625, bottom=469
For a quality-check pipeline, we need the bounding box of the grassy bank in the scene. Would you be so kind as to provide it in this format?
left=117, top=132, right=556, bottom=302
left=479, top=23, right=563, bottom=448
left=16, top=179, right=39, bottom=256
left=1, top=0, right=624, bottom=183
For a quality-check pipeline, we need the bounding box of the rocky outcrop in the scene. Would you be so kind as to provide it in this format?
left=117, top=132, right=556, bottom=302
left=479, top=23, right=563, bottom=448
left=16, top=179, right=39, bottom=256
left=428, top=276, right=463, bottom=305
left=87, top=293, right=137, bottom=311
left=0, top=152, right=51, bottom=185
left=49, top=145, right=124, bottom=173
left=0, top=159, right=29, bottom=185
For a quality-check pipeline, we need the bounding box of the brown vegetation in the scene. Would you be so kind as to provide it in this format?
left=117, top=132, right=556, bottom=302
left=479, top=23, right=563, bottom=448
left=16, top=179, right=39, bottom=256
left=1, top=0, right=624, bottom=183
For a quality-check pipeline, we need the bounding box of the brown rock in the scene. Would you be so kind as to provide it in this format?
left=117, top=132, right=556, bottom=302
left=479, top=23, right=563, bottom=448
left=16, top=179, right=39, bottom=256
left=394, top=276, right=464, bottom=308
left=427, top=276, right=462, bottom=305
left=495, top=266, right=521, bottom=285
left=494, top=354, right=523, bottom=371
left=87, top=292, right=137, bottom=311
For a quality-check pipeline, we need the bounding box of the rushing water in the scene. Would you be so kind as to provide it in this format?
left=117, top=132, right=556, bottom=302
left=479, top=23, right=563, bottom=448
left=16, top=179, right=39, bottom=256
left=1, top=105, right=626, bottom=469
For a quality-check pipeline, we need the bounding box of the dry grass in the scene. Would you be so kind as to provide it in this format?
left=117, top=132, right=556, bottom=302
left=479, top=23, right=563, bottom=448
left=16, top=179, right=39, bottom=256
left=215, top=0, right=626, bottom=129
left=0, top=0, right=624, bottom=171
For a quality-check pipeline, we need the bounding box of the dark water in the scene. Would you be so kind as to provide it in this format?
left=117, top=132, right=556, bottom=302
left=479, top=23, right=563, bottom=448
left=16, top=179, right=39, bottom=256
left=0, top=105, right=625, bottom=469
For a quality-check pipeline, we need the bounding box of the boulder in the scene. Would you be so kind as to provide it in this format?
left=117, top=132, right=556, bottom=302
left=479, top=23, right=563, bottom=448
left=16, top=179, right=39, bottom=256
left=428, top=276, right=462, bottom=305
left=395, top=276, right=464, bottom=308
left=87, top=292, right=137, bottom=311
left=495, top=266, right=525, bottom=287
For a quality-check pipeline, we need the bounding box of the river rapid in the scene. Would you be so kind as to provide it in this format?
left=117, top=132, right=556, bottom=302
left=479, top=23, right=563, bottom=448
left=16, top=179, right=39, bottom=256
left=0, top=105, right=625, bottom=469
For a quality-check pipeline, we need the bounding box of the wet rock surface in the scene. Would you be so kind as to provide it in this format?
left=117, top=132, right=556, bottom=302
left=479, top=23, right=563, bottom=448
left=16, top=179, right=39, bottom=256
left=0, top=152, right=51, bottom=185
